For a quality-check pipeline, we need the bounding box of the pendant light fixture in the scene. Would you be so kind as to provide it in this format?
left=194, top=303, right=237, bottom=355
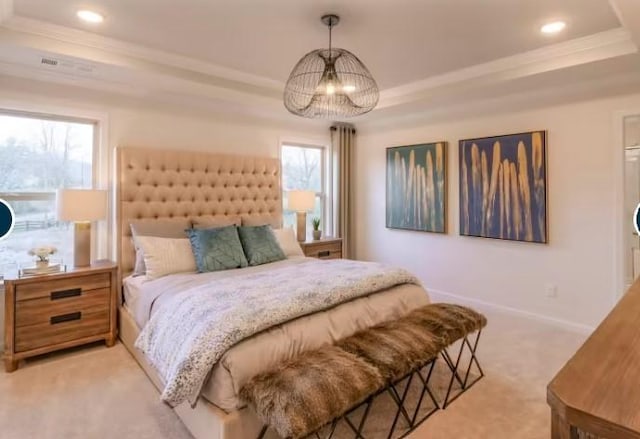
left=283, top=14, right=379, bottom=119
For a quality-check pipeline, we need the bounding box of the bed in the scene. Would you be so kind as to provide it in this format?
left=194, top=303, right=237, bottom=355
left=115, top=146, right=430, bottom=439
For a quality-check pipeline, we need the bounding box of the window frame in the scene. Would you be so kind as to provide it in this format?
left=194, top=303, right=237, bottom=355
left=280, top=141, right=332, bottom=237
left=0, top=106, right=110, bottom=268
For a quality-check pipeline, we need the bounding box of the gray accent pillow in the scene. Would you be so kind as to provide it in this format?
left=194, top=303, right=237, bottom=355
left=238, top=225, right=286, bottom=266
left=130, top=219, right=191, bottom=276
left=186, top=226, right=249, bottom=272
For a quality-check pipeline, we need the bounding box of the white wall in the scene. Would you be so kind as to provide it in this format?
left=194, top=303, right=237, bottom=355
left=355, top=93, right=640, bottom=330
left=0, top=76, right=330, bottom=349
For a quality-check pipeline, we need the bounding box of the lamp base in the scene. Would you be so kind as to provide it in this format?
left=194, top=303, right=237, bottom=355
left=296, top=212, right=307, bottom=242
left=73, top=222, right=91, bottom=267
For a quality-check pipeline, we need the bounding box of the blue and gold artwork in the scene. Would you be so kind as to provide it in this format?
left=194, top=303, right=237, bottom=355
left=386, top=142, right=447, bottom=233
left=459, top=131, right=547, bottom=243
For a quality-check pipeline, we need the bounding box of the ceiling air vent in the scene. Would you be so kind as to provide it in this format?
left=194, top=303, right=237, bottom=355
left=37, top=54, right=96, bottom=76
left=41, top=57, right=59, bottom=66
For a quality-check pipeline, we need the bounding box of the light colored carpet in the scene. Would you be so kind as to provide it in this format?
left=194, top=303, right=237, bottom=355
left=0, top=310, right=585, bottom=439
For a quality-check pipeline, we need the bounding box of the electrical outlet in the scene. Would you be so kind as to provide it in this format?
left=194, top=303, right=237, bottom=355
left=545, top=284, right=558, bottom=298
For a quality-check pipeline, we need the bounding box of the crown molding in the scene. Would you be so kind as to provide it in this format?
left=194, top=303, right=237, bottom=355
left=610, top=0, right=640, bottom=48
left=359, top=69, right=640, bottom=131
left=0, top=0, right=13, bottom=23
left=7, top=14, right=636, bottom=110
left=0, top=45, right=284, bottom=109
left=0, top=11, right=637, bottom=125
left=0, top=17, right=286, bottom=112
left=378, top=27, right=638, bottom=108
left=2, top=15, right=284, bottom=93
left=0, top=60, right=322, bottom=128
left=0, top=59, right=148, bottom=96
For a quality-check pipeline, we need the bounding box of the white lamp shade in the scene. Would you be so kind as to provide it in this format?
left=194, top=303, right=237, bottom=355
left=56, top=189, right=107, bottom=222
left=287, top=190, right=316, bottom=212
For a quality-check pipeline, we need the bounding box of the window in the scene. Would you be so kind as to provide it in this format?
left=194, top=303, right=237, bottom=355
left=281, top=144, right=328, bottom=238
left=0, top=112, right=96, bottom=274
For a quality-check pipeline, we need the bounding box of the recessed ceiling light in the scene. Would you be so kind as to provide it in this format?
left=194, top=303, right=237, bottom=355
left=77, top=10, right=104, bottom=24
left=540, top=21, right=566, bottom=34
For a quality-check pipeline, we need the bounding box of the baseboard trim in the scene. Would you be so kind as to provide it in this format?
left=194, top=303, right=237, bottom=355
left=427, top=288, right=596, bottom=335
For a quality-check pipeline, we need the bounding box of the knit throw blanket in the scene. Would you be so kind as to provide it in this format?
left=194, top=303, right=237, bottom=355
left=135, top=259, right=421, bottom=406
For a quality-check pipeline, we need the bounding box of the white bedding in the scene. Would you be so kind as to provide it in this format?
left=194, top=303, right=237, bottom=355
left=122, top=275, right=146, bottom=316
left=123, top=257, right=309, bottom=328
left=125, top=257, right=430, bottom=411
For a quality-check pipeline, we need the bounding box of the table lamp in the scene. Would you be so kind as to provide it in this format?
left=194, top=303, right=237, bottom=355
left=288, top=190, right=315, bottom=242
left=56, top=189, right=107, bottom=267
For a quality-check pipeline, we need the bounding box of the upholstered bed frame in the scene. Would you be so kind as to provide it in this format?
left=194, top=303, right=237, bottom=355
left=115, top=146, right=283, bottom=439
left=117, top=146, right=282, bottom=276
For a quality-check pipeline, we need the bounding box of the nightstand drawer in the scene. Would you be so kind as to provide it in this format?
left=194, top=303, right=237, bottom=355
left=15, top=288, right=110, bottom=328
left=14, top=302, right=110, bottom=352
left=305, top=242, right=342, bottom=259
left=15, top=273, right=111, bottom=302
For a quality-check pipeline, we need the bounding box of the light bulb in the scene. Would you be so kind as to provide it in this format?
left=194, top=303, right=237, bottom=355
left=342, top=85, right=356, bottom=93
left=326, top=84, right=336, bottom=95
left=540, top=21, right=566, bottom=34
left=77, top=10, right=104, bottom=23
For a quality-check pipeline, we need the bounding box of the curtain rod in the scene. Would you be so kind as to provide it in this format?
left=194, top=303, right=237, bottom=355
left=330, top=125, right=356, bottom=134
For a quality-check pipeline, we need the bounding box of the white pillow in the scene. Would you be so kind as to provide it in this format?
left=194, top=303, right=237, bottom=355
left=135, top=236, right=197, bottom=280
left=272, top=228, right=304, bottom=258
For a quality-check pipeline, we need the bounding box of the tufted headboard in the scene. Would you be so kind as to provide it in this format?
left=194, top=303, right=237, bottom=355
left=116, top=147, right=282, bottom=276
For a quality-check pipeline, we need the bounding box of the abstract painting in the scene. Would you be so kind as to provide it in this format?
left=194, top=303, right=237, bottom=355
left=386, top=142, right=447, bottom=233
left=459, top=131, right=547, bottom=243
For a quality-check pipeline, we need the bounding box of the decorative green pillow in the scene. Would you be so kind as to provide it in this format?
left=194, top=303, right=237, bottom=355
left=238, top=225, right=286, bottom=266
left=186, top=226, right=248, bottom=272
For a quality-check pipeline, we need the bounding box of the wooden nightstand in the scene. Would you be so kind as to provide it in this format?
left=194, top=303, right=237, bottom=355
left=3, top=260, right=118, bottom=372
left=300, top=237, right=343, bottom=259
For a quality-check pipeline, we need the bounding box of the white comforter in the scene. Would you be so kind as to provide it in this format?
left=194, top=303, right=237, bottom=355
left=126, top=257, right=430, bottom=411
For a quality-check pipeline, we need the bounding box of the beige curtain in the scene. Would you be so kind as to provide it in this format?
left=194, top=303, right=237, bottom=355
left=332, top=124, right=356, bottom=259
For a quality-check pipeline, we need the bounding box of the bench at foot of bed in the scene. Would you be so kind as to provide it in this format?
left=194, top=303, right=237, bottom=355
left=240, top=303, right=487, bottom=439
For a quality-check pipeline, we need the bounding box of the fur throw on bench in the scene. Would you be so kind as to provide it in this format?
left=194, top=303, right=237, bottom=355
left=240, top=303, right=487, bottom=439
left=239, top=347, right=385, bottom=439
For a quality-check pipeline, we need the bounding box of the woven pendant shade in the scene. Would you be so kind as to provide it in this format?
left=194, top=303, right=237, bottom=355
left=284, top=15, right=379, bottom=119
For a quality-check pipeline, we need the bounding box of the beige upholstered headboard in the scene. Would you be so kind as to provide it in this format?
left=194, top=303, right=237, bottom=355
left=116, top=147, right=282, bottom=276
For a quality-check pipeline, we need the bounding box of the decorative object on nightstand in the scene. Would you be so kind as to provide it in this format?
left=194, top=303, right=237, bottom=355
left=300, top=237, right=342, bottom=259
left=21, top=246, right=64, bottom=276
left=3, top=260, right=118, bottom=372
left=312, top=217, right=322, bottom=240
left=28, top=246, right=58, bottom=267
left=56, top=189, right=108, bottom=267
left=288, top=190, right=316, bottom=242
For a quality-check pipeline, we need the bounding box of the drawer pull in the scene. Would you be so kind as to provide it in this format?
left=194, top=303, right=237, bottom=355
left=50, top=312, right=82, bottom=325
left=318, top=251, right=331, bottom=257
left=51, top=288, right=82, bottom=300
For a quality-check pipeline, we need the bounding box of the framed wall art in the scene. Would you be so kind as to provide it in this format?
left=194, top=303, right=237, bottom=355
left=386, top=142, right=447, bottom=233
left=459, top=131, right=547, bottom=243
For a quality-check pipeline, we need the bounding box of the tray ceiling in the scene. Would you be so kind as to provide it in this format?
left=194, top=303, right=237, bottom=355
left=0, top=0, right=638, bottom=124
left=13, top=0, right=621, bottom=88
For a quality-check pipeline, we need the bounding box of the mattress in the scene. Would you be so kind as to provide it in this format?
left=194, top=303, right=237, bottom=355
left=124, top=258, right=430, bottom=412
left=122, top=274, right=146, bottom=316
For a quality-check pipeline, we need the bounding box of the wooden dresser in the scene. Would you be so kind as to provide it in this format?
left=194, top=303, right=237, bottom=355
left=547, top=278, right=640, bottom=438
left=299, top=237, right=343, bottom=259
left=3, top=261, right=118, bottom=372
